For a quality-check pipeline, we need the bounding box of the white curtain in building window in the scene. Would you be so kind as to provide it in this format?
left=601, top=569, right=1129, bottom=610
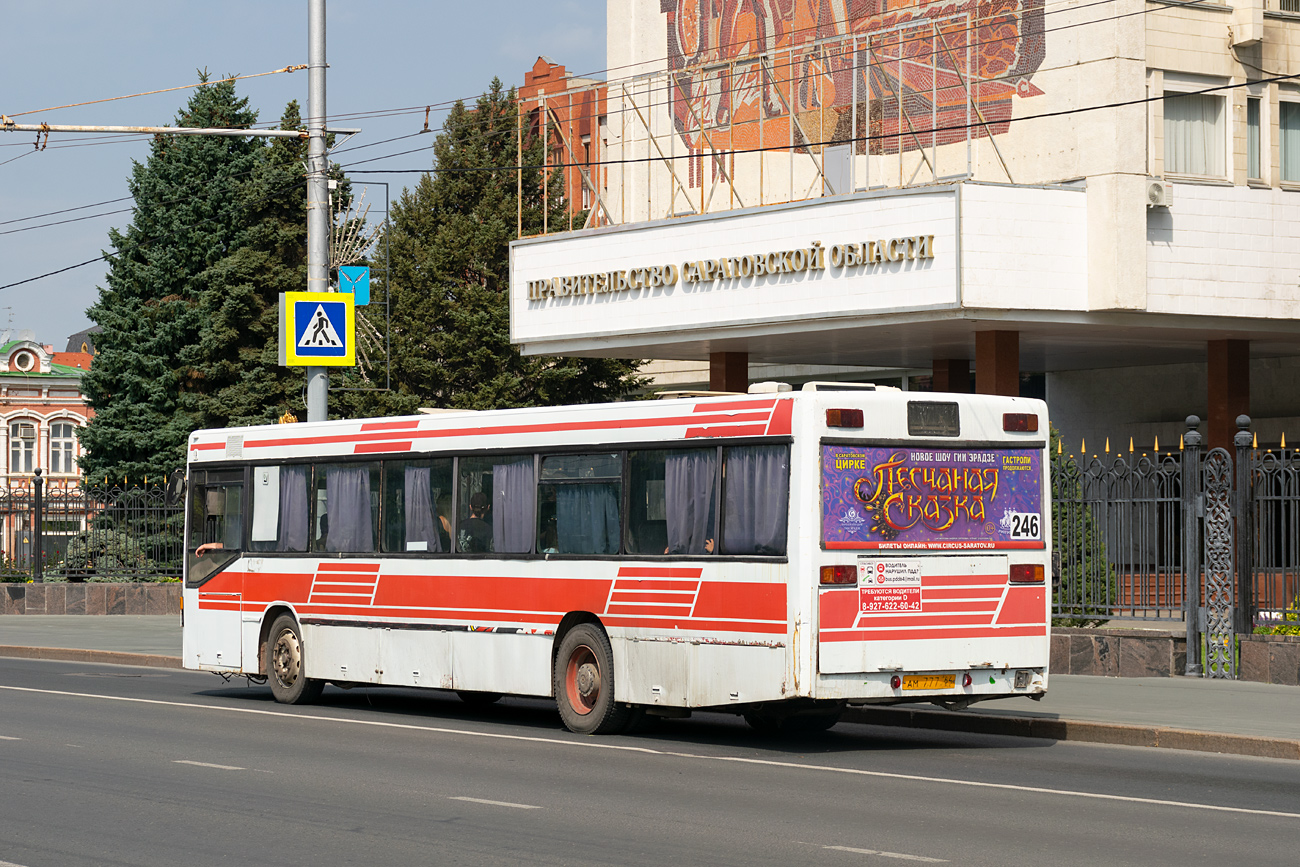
left=10, top=422, right=34, bottom=474
left=1281, top=102, right=1300, bottom=183
left=1164, top=92, right=1224, bottom=177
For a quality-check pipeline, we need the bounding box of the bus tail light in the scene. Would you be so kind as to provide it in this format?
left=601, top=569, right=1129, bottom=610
left=826, top=408, right=864, bottom=428
left=962, top=672, right=973, bottom=687
left=1009, top=563, right=1045, bottom=584
left=890, top=675, right=901, bottom=689
left=1003, top=412, right=1039, bottom=432
left=820, top=565, right=857, bottom=585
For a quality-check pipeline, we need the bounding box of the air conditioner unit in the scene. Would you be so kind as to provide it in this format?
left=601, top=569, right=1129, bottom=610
left=15, top=424, right=35, bottom=439
left=1146, top=178, right=1171, bottom=209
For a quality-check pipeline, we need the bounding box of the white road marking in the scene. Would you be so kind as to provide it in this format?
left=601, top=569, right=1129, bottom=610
left=0, top=860, right=33, bottom=867
left=173, top=760, right=245, bottom=771
left=0, top=735, right=21, bottom=741
left=822, top=845, right=947, bottom=862
left=64, top=744, right=84, bottom=748
left=3, top=684, right=1298, bottom=821
left=449, top=796, right=541, bottom=810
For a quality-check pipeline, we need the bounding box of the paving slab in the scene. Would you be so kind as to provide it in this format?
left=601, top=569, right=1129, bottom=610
left=0, top=615, right=181, bottom=657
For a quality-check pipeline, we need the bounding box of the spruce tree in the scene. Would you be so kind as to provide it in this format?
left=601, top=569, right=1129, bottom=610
left=186, top=101, right=309, bottom=430
left=383, top=78, right=646, bottom=411
left=80, top=75, right=262, bottom=483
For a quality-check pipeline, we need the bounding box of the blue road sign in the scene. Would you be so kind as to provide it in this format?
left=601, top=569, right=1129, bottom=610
left=339, top=265, right=370, bottom=305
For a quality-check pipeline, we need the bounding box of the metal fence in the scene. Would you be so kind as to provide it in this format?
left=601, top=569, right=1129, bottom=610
left=0, top=473, right=183, bottom=583
left=1052, top=414, right=1300, bottom=677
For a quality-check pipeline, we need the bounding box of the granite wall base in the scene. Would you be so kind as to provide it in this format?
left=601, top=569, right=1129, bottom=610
left=0, top=584, right=180, bottom=615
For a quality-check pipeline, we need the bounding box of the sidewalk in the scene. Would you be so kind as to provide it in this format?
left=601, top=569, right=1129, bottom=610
left=2, top=616, right=1296, bottom=758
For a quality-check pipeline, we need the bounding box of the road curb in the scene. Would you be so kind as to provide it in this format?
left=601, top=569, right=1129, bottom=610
left=843, top=706, right=1300, bottom=761
left=0, top=646, right=183, bottom=670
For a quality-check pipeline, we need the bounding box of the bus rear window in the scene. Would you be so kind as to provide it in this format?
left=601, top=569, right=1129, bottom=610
left=907, top=401, right=960, bottom=437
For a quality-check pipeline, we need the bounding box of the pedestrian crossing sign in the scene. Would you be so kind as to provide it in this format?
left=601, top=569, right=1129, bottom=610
left=279, top=292, right=355, bottom=367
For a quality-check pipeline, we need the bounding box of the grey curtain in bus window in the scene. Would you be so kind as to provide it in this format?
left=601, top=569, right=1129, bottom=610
left=325, top=466, right=374, bottom=552
left=557, top=484, right=619, bottom=554
left=492, top=458, right=535, bottom=553
left=404, top=464, right=442, bottom=553
left=665, top=449, right=716, bottom=554
left=278, top=465, right=310, bottom=552
left=723, top=445, right=789, bottom=555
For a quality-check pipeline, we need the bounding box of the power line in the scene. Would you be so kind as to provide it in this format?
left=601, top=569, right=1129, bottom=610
left=2, top=65, right=307, bottom=119
left=0, top=255, right=108, bottom=292
left=0, top=197, right=133, bottom=226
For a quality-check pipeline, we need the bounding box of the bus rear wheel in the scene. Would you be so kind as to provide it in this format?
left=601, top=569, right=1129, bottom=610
left=554, top=623, right=630, bottom=735
left=265, top=614, right=324, bottom=705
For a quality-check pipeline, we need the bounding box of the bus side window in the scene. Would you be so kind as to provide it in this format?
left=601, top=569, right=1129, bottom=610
left=312, top=462, right=381, bottom=553
left=626, top=449, right=716, bottom=556
left=538, top=453, right=621, bottom=555
left=458, top=455, right=535, bottom=554
left=249, top=465, right=309, bottom=553
left=383, top=458, right=453, bottom=553
left=721, top=445, right=790, bottom=556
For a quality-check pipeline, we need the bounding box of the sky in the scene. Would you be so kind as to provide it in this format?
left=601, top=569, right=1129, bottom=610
left=1, top=1, right=606, bottom=348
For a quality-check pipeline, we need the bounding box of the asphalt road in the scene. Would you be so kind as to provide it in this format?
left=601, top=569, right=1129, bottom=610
left=1, top=658, right=1298, bottom=867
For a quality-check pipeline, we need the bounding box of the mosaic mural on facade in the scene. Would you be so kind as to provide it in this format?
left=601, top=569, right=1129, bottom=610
left=662, top=0, right=1045, bottom=183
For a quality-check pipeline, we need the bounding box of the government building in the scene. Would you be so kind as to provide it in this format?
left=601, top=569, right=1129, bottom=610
left=511, top=0, right=1300, bottom=451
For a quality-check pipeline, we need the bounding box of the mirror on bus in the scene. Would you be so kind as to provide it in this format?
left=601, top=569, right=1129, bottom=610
left=165, top=468, right=186, bottom=506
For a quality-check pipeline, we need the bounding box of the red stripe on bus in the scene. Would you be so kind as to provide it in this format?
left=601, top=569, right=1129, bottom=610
left=921, top=600, right=1001, bottom=613
left=602, top=616, right=787, bottom=634
left=613, top=579, right=700, bottom=592
left=820, top=625, right=1046, bottom=642
left=923, top=586, right=1006, bottom=599
left=765, top=398, right=793, bottom=436
left=692, top=399, right=777, bottom=413
left=854, top=613, right=1000, bottom=628
left=371, top=575, right=614, bottom=614
left=355, top=441, right=412, bottom=453
left=317, top=562, right=382, bottom=572
left=190, top=411, right=780, bottom=451
left=607, top=604, right=694, bottom=616
left=995, top=586, right=1046, bottom=625
left=920, top=574, right=1008, bottom=586
left=692, top=581, right=785, bottom=621
left=818, top=588, right=859, bottom=629
left=360, top=420, right=422, bottom=432
left=610, top=591, right=696, bottom=604
left=685, top=424, right=770, bottom=438
left=616, top=567, right=703, bottom=579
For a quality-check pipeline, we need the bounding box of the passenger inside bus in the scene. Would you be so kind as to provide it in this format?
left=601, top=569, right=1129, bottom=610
left=458, top=492, right=493, bottom=553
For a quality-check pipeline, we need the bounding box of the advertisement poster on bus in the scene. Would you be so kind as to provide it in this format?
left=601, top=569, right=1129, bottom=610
left=821, top=445, right=1044, bottom=550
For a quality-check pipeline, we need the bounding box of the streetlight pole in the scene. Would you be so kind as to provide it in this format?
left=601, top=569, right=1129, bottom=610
left=305, top=0, right=329, bottom=422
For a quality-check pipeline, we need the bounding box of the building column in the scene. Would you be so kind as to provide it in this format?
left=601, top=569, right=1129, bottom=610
left=932, top=358, right=970, bottom=393
left=975, top=330, right=1020, bottom=396
left=1207, top=339, right=1249, bottom=451
left=709, top=351, right=748, bottom=393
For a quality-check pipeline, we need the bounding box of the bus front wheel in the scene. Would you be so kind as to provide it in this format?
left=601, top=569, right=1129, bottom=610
left=554, top=623, right=629, bottom=735
left=265, top=614, right=324, bottom=705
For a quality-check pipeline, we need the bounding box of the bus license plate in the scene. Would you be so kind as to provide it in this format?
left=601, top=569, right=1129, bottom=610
left=901, top=674, right=956, bottom=690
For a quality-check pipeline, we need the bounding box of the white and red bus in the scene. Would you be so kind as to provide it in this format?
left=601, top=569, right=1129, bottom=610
left=182, top=385, right=1050, bottom=734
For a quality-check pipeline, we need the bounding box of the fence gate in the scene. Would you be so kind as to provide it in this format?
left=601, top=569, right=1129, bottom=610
left=1200, top=448, right=1236, bottom=678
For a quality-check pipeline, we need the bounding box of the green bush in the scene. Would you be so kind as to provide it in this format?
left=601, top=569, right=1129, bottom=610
left=52, top=530, right=150, bottom=583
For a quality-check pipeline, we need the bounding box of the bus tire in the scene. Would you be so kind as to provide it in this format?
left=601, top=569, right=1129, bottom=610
left=265, top=614, right=324, bottom=705
left=554, top=623, right=629, bottom=735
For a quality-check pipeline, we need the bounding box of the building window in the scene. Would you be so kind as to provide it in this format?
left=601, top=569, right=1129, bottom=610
left=10, top=422, right=35, bottom=474
left=11, top=350, right=35, bottom=372
left=1282, top=102, right=1300, bottom=183
left=50, top=422, right=76, bottom=474
left=1164, top=91, right=1225, bottom=177
left=1247, top=97, right=1262, bottom=180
